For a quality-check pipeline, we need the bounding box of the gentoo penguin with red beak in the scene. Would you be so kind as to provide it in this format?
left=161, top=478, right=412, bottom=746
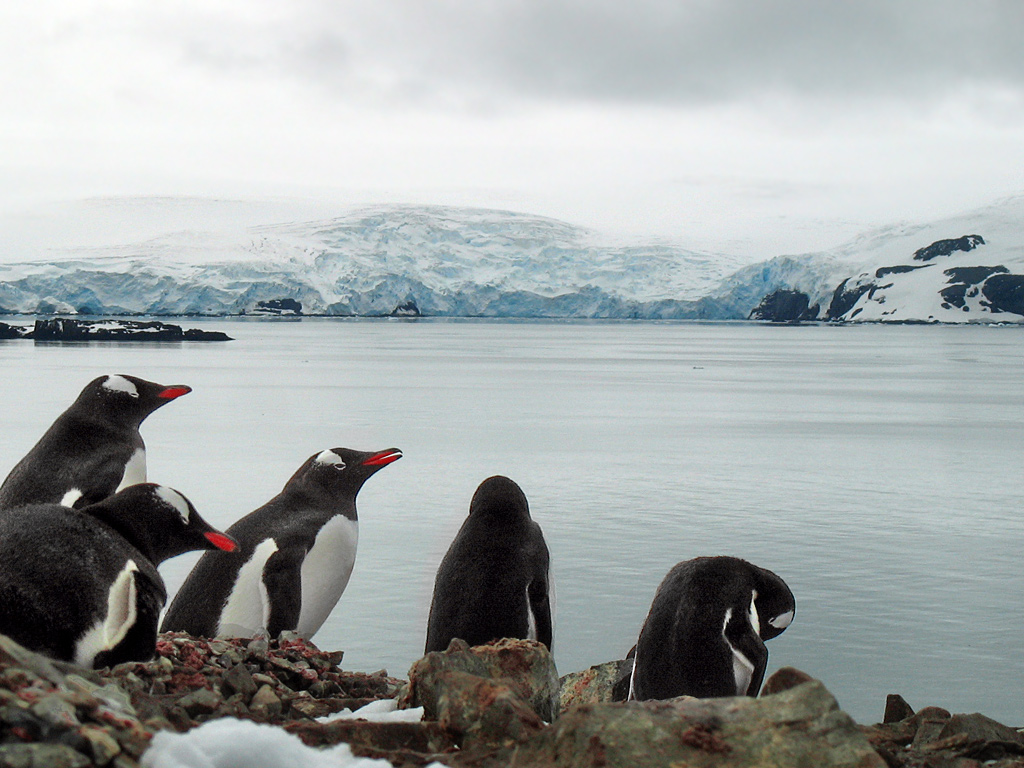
left=628, top=556, right=795, bottom=701
left=161, top=446, right=402, bottom=640
left=0, top=483, right=237, bottom=668
left=0, top=374, right=191, bottom=510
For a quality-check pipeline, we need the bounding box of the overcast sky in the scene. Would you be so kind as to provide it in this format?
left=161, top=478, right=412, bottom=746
left=2, top=1, right=1023, bottom=255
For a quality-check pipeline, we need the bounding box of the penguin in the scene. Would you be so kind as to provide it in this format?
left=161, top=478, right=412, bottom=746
left=425, top=475, right=553, bottom=654
left=628, top=556, right=794, bottom=701
left=0, top=483, right=237, bottom=668
left=0, top=374, right=191, bottom=510
left=160, top=446, right=403, bottom=640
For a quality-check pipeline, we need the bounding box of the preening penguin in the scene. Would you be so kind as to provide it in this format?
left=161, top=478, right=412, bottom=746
left=0, top=374, right=191, bottom=510
left=0, top=484, right=237, bottom=668
left=160, top=447, right=403, bottom=640
left=628, top=556, right=794, bottom=701
left=425, top=475, right=553, bottom=653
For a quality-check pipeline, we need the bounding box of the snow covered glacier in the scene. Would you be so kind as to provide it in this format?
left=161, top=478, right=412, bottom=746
left=0, top=197, right=1022, bottom=322
left=0, top=205, right=749, bottom=319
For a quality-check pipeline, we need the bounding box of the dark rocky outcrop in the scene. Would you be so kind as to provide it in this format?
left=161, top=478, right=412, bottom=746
left=30, top=318, right=232, bottom=341
left=913, top=234, right=985, bottom=262
left=826, top=277, right=874, bottom=320
left=251, top=298, right=303, bottom=315
left=875, top=265, right=929, bottom=279
left=0, top=322, right=29, bottom=339
left=981, top=273, right=1024, bottom=316
left=390, top=299, right=422, bottom=317
left=748, top=289, right=819, bottom=322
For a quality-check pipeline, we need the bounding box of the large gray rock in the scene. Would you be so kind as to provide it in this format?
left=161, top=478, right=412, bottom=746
left=557, top=659, right=632, bottom=714
left=506, top=679, right=886, bottom=768
left=401, top=638, right=559, bottom=724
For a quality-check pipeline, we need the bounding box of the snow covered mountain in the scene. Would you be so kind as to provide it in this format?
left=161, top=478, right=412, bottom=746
left=0, top=203, right=749, bottom=319
left=0, top=196, right=1022, bottom=322
left=735, top=195, right=1024, bottom=323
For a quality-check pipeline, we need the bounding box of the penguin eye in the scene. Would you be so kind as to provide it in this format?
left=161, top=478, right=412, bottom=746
left=331, top=462, right=347, bottom=471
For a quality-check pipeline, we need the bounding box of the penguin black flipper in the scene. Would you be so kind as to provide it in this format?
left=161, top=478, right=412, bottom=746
left=262, top=546, right=305, bottom=638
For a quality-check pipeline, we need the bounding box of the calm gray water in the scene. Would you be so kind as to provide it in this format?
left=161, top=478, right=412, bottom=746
left=1, top=319, right=1022, bottom=724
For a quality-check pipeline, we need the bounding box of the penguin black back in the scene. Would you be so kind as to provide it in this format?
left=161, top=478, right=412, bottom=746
left=629, top=556, right=794, bottom=701
left=425, top=475, right=553, bottom=653
left=0, top=484, right=236, bottom=668
left=0, top=374, right=191, bottom=510
left=161, top=447, right=402, bottom=640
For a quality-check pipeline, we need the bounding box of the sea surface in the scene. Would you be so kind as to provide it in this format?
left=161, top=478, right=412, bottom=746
left=1, top=318, right=1022, bottom=724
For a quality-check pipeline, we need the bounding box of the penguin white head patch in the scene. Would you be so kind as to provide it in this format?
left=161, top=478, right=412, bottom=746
left=156, top=486, right=191, bottom=524
left=314, top=450, right=346, bottom=470
left=769, top=610, right=794, bottom=630
left=102, top=375, right=139, bottom=398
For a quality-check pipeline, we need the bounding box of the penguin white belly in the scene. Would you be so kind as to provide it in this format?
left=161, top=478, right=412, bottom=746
left=217, top=538, right=279, bottom=637
left=296, top=516, right=359, bottom=637
left=116, top=448, right=147, bottom=492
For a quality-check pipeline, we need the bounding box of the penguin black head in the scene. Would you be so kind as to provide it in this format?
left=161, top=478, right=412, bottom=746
left=753, top=567, right=796, bottom=641
left=469, top=475, right=531, bottom=520
left=289, top=447, right=403, bottom=496
left=74, top=374, right=192, bottom=427
left=82, top=483, right=238, bottom=564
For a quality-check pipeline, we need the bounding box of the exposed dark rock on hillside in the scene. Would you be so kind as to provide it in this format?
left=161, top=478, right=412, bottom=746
left=826, top=277, right=874, bottom=320
left=748, top=289, right=819, bottom=322
left=981, top=274, right=1024, bottom=316
left=250, top=298, right=303, bottom=315
left=913, top=235, right=985, bottom=262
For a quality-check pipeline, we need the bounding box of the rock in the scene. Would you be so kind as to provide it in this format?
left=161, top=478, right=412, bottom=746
left=76, top=726, right=123, bottom=764
left=910, top=706, right=953, bottom=749
left=402, top=638, right=559, bottom=724
left=760, top=666, right=815, bottom=697
left=249, top=685, right=283, bottom=720
left=507, top=678, right=887, bottom=768
left=468, top=638, right=560, bottom=722
left=29, top=318, right=232, bottom=342
left=220, top=663, right=257, bottom=699
left=0, top=322, right=29, bottom=340
left=174, top=687, right=223, bottom=718
left=827, top=277, right=874, bottom=320
left=557, top=659, right=632, bottom=714
left=981, top=273, right=1024, bottom=315
left=435, top=669, right=545, bottom=749
left=749, top=289, right=819, bottom=322
left=0, top=743, right=92, bottom=768
left=251, top=298, right=303, bottom=316
left=913, top=234, right=985, bottom=262
left=882, top=694, right=914, bottom=724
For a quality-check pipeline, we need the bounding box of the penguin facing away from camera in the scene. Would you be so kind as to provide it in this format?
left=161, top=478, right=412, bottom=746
left=0, top=483, right=237, bottom=668
left=0, top=374, right=191, bottom=510
left=628, top=556, right=794, bottom=701
left=425, top=475, right=553, bottom=654
left=160, top=447, right=403, bottom=640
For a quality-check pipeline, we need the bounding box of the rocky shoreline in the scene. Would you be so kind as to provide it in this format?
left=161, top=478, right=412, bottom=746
left=0, top=631, right=1021, bottom=768
left=0, top=318, right=232, bottom=341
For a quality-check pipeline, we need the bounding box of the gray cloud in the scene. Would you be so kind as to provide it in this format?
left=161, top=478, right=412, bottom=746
left=252, top=0, right=1024, bottom=105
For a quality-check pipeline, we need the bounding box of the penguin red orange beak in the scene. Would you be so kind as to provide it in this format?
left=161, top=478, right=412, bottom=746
left=362, top=449, right=403, bottom=467
left=158, top=385, right=192, bottom=400
left=204, top=531, right=239, bottom=552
